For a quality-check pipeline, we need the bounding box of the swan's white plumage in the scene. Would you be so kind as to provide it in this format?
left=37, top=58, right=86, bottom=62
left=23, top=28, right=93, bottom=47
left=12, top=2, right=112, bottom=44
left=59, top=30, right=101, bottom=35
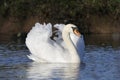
left=26, top=23, right=85, bottom=63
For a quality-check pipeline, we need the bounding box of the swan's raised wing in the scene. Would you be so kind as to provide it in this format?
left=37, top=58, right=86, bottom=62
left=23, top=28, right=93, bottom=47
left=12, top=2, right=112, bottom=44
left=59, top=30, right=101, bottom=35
left=54, top=24, right=65, bottom=32
left=26, top=23, right=67, bottom=62
left=53, top=24, right=65, bottom=40
left=53, top=24, right=67, bottom=49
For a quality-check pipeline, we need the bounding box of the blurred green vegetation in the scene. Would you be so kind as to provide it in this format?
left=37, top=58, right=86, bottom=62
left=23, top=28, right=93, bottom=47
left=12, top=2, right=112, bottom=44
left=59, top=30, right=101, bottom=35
left=0, top=0, right=119, bottom=43
left=0, top=0, right=120, bottom=33
left=0, top=0, right=119, bottom=18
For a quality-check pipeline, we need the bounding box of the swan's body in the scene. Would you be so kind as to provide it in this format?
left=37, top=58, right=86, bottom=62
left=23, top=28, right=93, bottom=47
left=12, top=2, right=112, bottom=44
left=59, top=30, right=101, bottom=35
left=26, top=23, right=85, bottom=63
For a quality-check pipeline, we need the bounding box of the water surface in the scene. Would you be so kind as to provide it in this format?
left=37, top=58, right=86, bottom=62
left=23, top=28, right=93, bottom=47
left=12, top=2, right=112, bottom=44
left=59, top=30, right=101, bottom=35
left=0, top=34, right=120, bottom=80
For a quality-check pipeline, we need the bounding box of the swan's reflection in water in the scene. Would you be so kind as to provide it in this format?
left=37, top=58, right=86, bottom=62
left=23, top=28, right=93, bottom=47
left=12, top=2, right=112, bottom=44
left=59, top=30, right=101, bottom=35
left=27, top=62, right=80, bottom=80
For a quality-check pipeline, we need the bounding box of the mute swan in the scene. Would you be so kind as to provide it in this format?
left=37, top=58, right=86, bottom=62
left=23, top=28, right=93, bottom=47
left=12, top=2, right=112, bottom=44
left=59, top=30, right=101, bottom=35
left=26, top=23, right=85, bottom=63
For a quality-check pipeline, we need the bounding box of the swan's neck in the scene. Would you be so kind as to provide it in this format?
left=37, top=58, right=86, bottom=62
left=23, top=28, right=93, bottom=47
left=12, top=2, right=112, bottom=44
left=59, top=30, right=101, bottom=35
left=62, top=28, right=80, bottom=63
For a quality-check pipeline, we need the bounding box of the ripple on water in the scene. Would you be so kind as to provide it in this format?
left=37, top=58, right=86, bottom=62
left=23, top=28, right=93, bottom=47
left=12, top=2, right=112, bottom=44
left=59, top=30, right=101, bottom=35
left=80, top=45, right=120, bottom=80
left=0, top=44, right=120, bottom=80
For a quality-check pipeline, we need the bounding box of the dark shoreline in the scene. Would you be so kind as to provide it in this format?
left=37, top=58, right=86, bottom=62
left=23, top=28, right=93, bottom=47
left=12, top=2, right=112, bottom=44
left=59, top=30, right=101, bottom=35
left=0, top=0, right=120, bottom=41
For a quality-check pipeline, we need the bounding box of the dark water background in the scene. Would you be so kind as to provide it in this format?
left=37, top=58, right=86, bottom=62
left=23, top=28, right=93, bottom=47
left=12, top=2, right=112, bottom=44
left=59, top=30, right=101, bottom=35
left=0, top=34, right=120, bottom=80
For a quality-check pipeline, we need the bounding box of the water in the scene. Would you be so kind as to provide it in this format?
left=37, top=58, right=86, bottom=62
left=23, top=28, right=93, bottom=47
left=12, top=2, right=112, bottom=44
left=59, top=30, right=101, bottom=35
left=0, top=34, right=120, bottom=80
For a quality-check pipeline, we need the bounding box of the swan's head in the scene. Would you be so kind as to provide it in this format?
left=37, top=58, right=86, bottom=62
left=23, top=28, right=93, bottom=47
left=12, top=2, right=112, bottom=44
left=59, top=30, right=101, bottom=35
left=64, top=24, right=81, bottom=37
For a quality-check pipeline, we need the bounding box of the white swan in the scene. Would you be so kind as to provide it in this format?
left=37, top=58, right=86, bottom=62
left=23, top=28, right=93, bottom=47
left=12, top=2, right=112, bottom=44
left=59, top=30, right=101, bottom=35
left=26, top=23, right=85, bottom=63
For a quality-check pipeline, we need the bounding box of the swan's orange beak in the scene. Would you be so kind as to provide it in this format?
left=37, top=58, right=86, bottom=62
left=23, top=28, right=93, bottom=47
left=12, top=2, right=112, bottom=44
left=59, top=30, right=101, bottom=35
left=72, top=27, right=81, bottom=36
left=73, top=29, right=81, bottom=37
